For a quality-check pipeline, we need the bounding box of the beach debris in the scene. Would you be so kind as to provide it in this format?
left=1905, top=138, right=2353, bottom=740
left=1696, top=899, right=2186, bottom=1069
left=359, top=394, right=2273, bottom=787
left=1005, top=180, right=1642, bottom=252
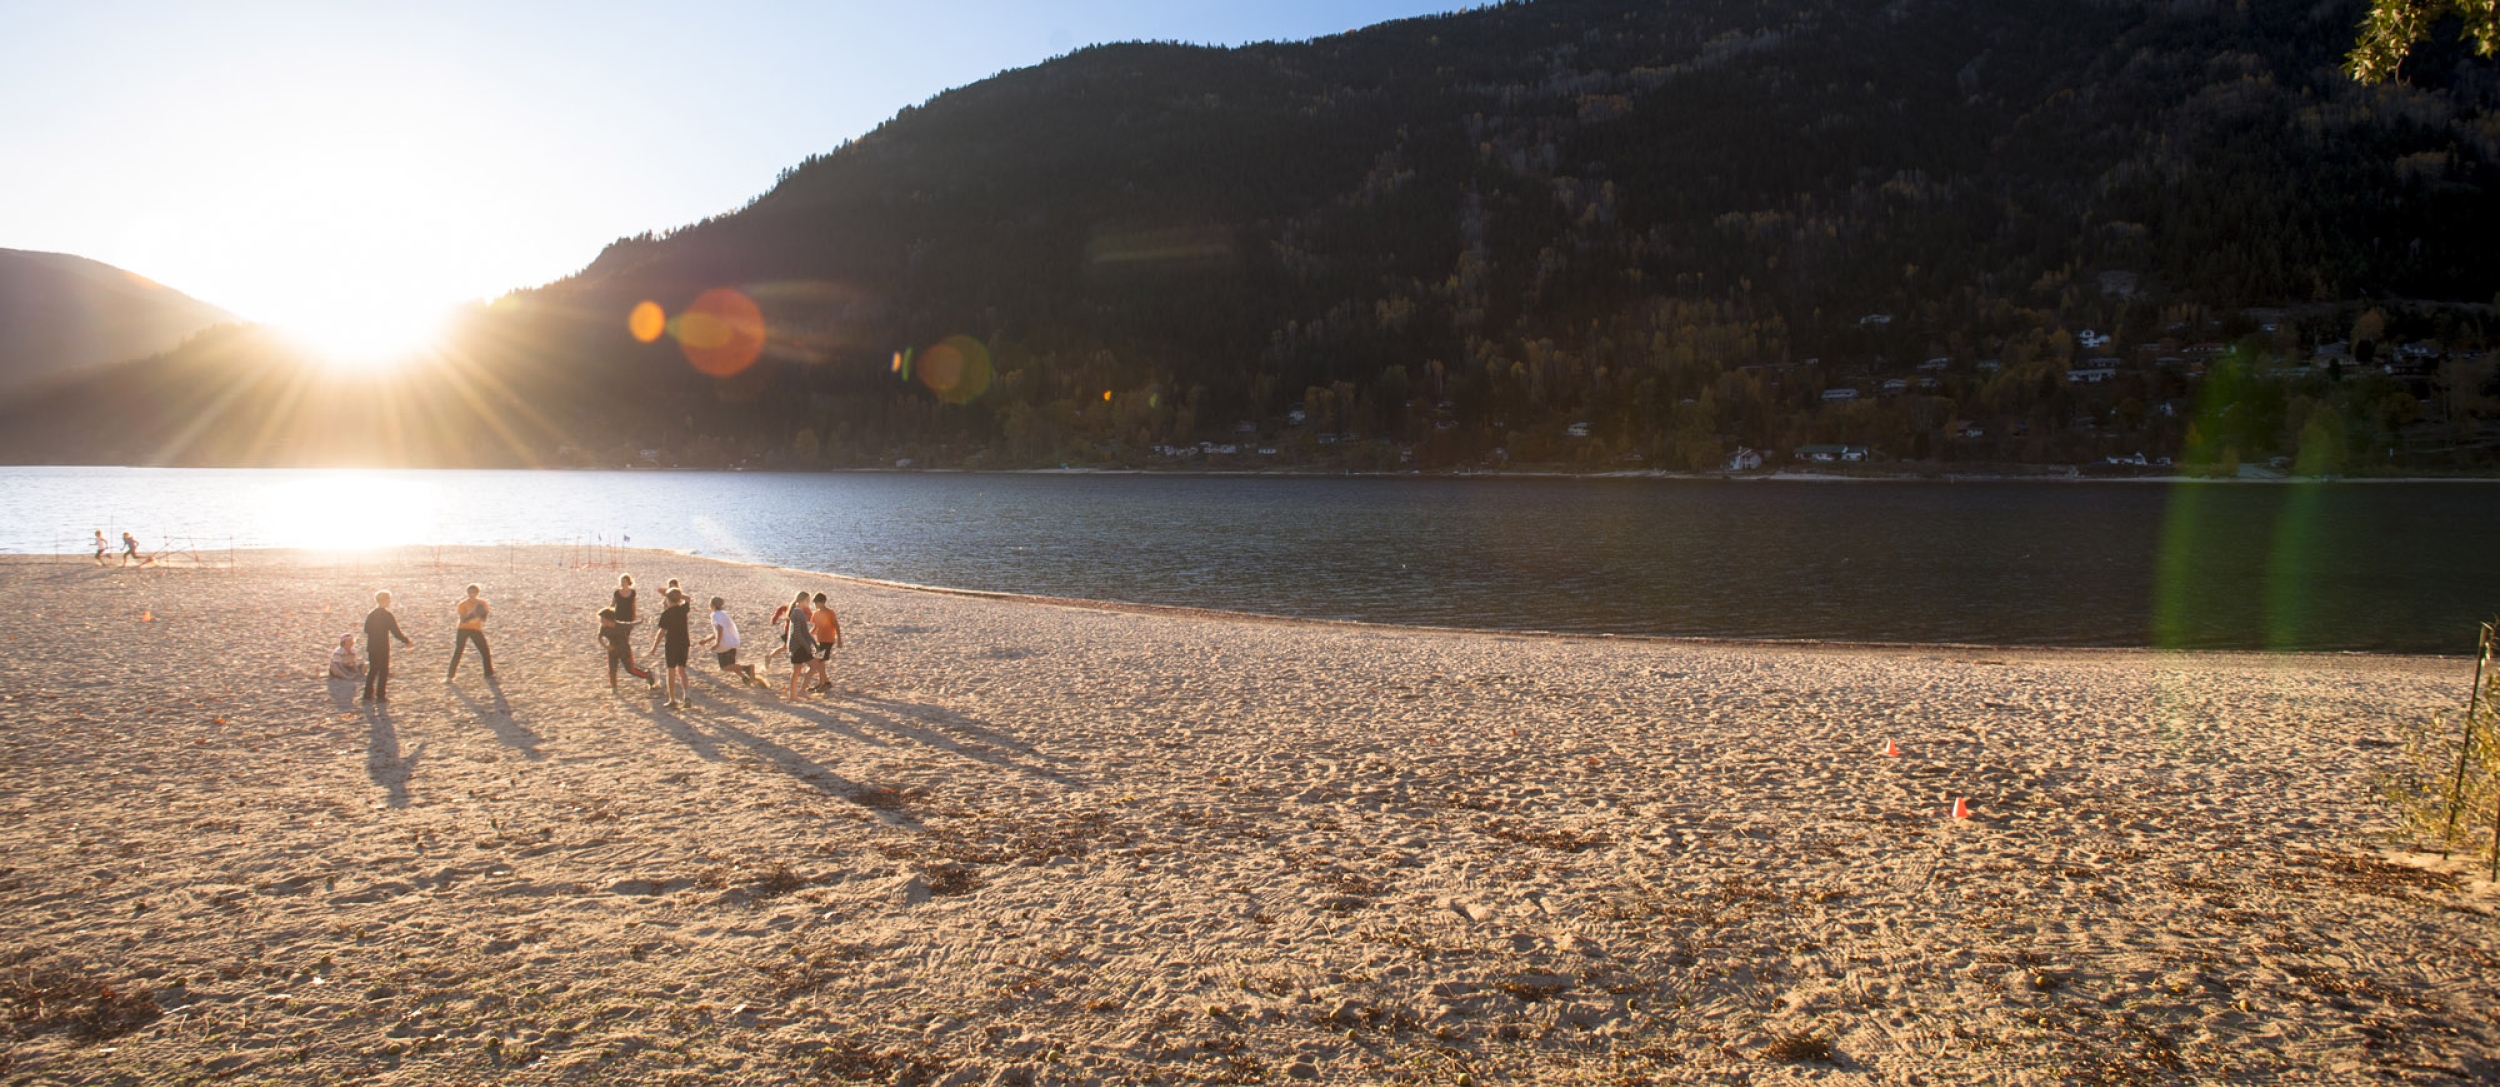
left=1762, top=1033, right=1834, bottom=1063
left=1951, top=797, right=1971, bottom=820
left=1883, top=738, right=1902, bottom=757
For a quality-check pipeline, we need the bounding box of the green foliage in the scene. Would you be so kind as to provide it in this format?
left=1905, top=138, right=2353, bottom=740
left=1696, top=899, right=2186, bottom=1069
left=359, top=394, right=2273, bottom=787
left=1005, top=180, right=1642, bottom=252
left=2348, top=0, right=2500, bottom=82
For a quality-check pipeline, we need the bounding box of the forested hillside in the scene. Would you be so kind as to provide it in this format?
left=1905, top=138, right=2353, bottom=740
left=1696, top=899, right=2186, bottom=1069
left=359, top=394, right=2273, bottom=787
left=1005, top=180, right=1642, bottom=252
left=0, top=249, right=233, bottom=390
left=6, top=0, right=2497, bottom=471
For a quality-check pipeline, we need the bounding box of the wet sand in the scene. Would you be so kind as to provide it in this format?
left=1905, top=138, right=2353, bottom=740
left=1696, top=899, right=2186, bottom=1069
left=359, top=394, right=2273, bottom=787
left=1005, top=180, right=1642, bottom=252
left=1, top=547, right=2494, bottom=1084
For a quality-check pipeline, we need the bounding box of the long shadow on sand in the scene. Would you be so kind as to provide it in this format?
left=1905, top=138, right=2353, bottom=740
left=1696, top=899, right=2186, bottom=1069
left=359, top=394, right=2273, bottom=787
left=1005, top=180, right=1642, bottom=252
left=451, top=679, right=542, bottom=761
left=803, top=692, right=1081, bottom=786
left=629, top=699, right=882, bottom=814
left=364, top=704, right=423, bottom=809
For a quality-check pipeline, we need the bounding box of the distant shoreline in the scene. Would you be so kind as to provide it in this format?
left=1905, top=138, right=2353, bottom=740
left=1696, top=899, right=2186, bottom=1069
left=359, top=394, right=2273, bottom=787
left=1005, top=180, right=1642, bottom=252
left=9, top=462, right=2500, bottom=484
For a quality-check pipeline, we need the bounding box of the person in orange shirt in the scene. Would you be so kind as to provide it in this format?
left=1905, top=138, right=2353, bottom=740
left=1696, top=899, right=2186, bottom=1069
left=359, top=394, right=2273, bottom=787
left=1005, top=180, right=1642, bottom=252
left=448, top=583, right=496, bottom=680
left=807, top=591, right=843, bottom=693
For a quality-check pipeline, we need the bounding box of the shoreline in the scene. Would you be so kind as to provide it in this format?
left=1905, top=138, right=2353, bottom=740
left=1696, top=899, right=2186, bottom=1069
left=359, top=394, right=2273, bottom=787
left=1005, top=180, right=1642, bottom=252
left=1, top=547, right=2495, bottom=1082
left=12, top=462, right=2500, bottom=484
left=6, top=547, right=2469, bottom=662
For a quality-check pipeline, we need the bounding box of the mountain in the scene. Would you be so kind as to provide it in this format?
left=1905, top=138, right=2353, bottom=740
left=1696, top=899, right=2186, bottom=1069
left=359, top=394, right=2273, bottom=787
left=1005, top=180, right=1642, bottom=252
left=4, top=0, right=2497, bottom=471
left=0, top=249, right=235, bottom=388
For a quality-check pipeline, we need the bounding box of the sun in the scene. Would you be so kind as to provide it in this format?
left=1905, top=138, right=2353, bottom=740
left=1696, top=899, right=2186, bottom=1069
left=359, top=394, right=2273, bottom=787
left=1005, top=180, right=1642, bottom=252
left=274, top=298, right=454, bottom=370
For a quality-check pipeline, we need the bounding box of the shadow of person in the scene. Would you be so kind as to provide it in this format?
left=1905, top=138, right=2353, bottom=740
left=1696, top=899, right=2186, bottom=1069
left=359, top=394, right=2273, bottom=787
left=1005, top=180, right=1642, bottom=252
left=790, top=694, right=1082, bottom=786
left=364, top=705, right=423, bottom=809
left=630, top=699, right=725, bottom=762
left=633, top=700, right=897, bottom=818
left=451, top=683, right=541, bottom=761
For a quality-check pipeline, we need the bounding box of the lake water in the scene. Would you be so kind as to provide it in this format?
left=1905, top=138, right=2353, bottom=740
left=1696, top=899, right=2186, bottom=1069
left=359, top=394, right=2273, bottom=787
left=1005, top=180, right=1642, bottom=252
left=4, top=467, right=2493, bottom=654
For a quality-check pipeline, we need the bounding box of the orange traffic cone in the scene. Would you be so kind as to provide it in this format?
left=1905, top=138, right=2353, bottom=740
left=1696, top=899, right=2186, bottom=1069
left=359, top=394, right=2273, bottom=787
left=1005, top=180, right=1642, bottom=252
left=1950, top=797, right=1971, bottom=820
left=1882, top=739, right=1902, bottom=757
left=140, top=609, right=155, bottom=623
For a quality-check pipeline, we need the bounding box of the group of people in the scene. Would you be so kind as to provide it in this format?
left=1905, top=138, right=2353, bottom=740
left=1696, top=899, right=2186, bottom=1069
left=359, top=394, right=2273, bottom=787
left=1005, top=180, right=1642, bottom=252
left=331, top=572, right=843, bottom=709
left=93, top=530, right=146, bottom=567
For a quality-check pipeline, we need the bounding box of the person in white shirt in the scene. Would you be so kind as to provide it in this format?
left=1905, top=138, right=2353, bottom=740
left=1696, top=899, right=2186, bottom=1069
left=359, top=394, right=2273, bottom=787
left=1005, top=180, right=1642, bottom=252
left=328, top=633, right=365, bottom=679
left=706, top=596, right=760, bottom=685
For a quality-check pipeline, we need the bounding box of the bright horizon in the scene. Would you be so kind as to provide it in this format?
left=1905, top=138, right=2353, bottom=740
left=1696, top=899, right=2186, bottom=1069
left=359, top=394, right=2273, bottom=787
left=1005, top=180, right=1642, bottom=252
left=2, top=1, right=1459, bottom=358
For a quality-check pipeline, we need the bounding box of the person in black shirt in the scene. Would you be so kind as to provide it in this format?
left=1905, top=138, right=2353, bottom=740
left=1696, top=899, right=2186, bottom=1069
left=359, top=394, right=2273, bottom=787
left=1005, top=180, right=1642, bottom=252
left=597, top=607, right=652, bottom=691
left=650, top=588, right=695, bottom=709
left=362, top=591, right=412, bottom=702
left=612, top=574, right=638, bottom=622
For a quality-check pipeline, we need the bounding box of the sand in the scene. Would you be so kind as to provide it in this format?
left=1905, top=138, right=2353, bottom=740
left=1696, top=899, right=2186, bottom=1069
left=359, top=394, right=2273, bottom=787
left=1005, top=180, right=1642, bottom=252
left=1, top=547, right=2495, bottom=1085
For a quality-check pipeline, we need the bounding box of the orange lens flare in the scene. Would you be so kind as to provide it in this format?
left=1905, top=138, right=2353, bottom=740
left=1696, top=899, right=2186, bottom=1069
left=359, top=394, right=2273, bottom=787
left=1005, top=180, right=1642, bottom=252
left=915, top=334, right=993, bottom=404
left=676, top=288, right=766, bottom=377
left=628, top=300, right=667, bottom=344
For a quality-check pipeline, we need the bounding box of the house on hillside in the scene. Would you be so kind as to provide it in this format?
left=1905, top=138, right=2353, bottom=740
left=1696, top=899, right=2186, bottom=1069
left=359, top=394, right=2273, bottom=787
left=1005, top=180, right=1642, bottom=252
left=2067, top=358, right=2120, bottom=383
left=1820, top=387, right=1859, bottom=401
left=1726, top=446, right=1763, bottom=471
left=1919, top=357, right=1951, bottom=371
left=1566, top=421, right=1591, bottom=438
left=1793, top=444, right=1867, bottom=463
left=1858, top=314, right=1893, bottom=327
left=1880, top=378, right=1909, bottom=395
left=2078, top=328, right=2112, bottom=349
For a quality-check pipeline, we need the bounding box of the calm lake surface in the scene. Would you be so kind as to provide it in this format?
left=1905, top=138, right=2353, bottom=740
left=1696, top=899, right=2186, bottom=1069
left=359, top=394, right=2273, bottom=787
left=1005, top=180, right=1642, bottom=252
left=4, top=467, right=2493, bottom=654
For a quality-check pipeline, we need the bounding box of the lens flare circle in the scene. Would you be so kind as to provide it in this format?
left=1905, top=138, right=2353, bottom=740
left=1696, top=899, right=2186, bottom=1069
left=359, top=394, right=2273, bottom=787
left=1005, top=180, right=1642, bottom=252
left=628, top=300, right=667, bottom=344
left=916, top=334, right=993, bottom=404
left=675, top=288, right=766, bottom=377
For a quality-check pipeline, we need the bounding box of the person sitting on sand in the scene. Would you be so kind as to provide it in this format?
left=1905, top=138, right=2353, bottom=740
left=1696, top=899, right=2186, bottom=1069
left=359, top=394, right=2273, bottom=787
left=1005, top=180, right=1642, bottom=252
left=650, top=588, right=695, bottom=709
left=362, top=591, right=412, bottom=702
left=808, top=591, right=843, bottom=693
left=597, top=606, right=653, bottom=691
left=780, top=591, right=816, bottom=700
left=708, top=596, right=759, bottom=684
left=447, top=583, right=496, bottom=681
left=328, top=634, right=365, bottom=679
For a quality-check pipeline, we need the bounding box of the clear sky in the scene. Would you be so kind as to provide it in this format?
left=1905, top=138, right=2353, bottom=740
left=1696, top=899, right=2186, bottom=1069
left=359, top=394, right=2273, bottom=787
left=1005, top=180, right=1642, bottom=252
left=1, top=1, right=1458, bottom=354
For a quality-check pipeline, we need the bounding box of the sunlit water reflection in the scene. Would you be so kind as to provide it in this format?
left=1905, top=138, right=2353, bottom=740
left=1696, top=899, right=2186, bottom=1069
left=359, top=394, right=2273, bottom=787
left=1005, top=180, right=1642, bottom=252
left=3, top=467, right=2492, bottom=654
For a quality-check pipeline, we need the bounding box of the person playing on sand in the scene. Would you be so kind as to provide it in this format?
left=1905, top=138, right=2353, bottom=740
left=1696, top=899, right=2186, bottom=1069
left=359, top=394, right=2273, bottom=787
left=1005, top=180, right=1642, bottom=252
left=650, top=588, right=695, bottom=709
left=781, top=591, right=816, bottom=700
left=120, top=531, right=142, bottom=567
left=93, top=530, right=108, bottom=566
left=613, top=573, right=639, bottom=623
left=447, top=583, right=496, bottom=681
left=328, top=633, right=364, bottom=679
left=597, top=606, right=652, bottom=691
left=808, top=591, right=844, bottom=693
left=708, top=596, right=759, bottom=684
left=361, top=591, right=412, bottom=702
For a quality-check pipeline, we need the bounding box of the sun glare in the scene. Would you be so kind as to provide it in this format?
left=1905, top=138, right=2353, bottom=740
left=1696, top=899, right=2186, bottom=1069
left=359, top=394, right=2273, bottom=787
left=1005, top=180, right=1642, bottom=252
left=276, top=299, right=454, bottom=370
left=256, top=471, right=443, bottom=550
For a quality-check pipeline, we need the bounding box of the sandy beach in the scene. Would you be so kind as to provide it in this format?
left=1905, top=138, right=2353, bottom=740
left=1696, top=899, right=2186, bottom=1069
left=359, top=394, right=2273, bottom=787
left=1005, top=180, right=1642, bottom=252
left=1, top=547, right=2494, bottom=1085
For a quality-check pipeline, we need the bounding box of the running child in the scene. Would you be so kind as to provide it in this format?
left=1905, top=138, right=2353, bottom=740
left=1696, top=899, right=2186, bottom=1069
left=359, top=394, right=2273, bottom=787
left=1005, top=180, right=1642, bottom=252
left=597, top=607, right=652, bottom=691
left=707, top=596, right=759, bottom=684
